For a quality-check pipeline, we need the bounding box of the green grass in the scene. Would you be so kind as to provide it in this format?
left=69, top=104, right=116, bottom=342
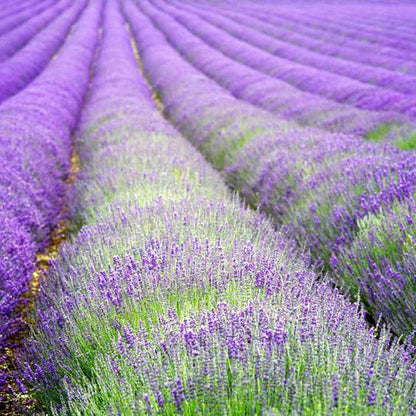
left=396, top=131, right=416, bottom=150
left=366, top=123, right=416, bottom=151
left=365, top=123, right=396, bottom=142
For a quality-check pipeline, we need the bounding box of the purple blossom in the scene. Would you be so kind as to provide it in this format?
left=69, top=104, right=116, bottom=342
left=0, top=0, right=101, bottom=387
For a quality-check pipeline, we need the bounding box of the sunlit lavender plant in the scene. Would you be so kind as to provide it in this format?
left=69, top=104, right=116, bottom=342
left=17, top=2, right=416, bottom=415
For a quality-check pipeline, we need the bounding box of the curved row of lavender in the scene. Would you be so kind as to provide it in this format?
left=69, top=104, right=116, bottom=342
left=134, top=0, right=412, bottom=140
left=277, top=6, right=416, bottom=54
left=242, top=4, right=416, bottom=63
left=0, top=0, right=85, bottom=104
left=0, top=0, right=102, bottom=392
left=210, top=2, right=416, bottom=76
left=326, top=5, right=416, bottom=34
left=246, top=3, right=416, bottom=56
left=0, top=0, right=70, bottom=62
left=291, top=4, right=416, bottom=34
left=171, top=1, right=416, bottom=96
left=0, top=0, right=52, bottom=21
left=18, top=1, right=416, bottom=414
left=0, top=0, right=40, bottom=17
left=0, top=0, right=54, bottom=38
left=0, top=0, right=40, bottom=22
left=150, top=0, right=416, bottom=121
left=128, top=0, right=416, bottom=338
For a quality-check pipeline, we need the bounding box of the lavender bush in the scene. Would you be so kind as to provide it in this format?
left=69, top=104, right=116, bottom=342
left=0, top=0, right=101, bottom=385
left=247, top=4, right=416, bottom=60
left=330, top=6, right=416, bottom=35
left=276, top=7, right=416, bottom=54
left=260, top=11, right=416, bottom=74
left=171, top=1, right=416, bottom=95
left=18, top=2, right=416, bottom=415
left=127, top=0, right=416, bottom=338
left=0, top=0, right=41, bottom=23
left=0, top=0, right=70, bottom=62
left=335, top=196, right=416, bottom=334
left=0, top=0, right=85, bottom=104
left=249, top=6, right=415, bottom=62
left=211, top=2, right=416, bottom=75
left=154, top=0, right=416, bottom=119
left=137, top=0, right=411, bottom=138
left=0, top=0, right=55, bottom=39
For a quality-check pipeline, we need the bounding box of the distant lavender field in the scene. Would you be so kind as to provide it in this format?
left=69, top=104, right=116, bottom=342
left=0, top=0, right=415, bottom=414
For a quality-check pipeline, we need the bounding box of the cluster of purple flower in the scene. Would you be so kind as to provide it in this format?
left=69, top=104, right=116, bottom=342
left=269, top=5, right=416, bottom=56
left=0, top=0, right=72, bottom=64
left=0, top=0, right=101, bottom=377
left=135, top=0, right=416, bottom=139
left=14, top=0, right=416, bottom=414
left=259, top=9, right=416, bottom=74
left=128, top=0, right=416, bottom=337
left=0, top=0, right=85, bottom=103
left=323, top=5, right=416, bottom=37
left=0, top=0, right=414, bottom=413
left=155, top=0, right=416, bottom=119
left=170, top=1, right=416, bottom=96
left=0, top=0, right=57, bottom=40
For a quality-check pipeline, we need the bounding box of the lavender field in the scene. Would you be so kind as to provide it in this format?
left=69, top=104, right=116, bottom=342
left=0, top=0, right=415, bottom=414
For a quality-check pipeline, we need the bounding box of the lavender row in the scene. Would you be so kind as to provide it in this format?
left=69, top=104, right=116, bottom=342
left=0, top=0, right=85, bottom=105
left=138, top=1, right=405, bottom=138
left=0, top=0, right=71, bottom=63
left=130, top=0, right=416, bottom=337
left=0, top=0, right=35, bottom=21
left=307, top=5, right=416, bottom=35
left=249, top=3, right=416, bottom=52
left=0, top=0, right=55, bottom=38
left=151, top=0, right=416, bottom=119
left=0, top=0, right=55, bottom=33
left=246, top=5, right=416, bottom=62
left=177, top=1, right=416, bottom=96
left=286, top=6, right=416, bottom=49
left=347, top=9, right=416, bottom=34
left=0, top=0, right=101, bottom=387
left=17, top=1, right=416, bottom=414
left=215, top=2, right=416, bottom=75
left=0, top=0, right=49, bottom=23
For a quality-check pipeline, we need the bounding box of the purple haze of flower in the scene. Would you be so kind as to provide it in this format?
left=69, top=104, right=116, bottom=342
left=18, top=1, right=416, bottom=414
left=170, top=0, right=416, bottom=96
left=0, top=0, right=51, bottom=16
left=136, top=0, right=407, bottom=137
left=0, top=0, right=102, bottom=376
left=127, top=0, right=416, bottom=337
left=0, top=0, right=56, bottom=39
left=211, top=3, right=416, bottom=76
left=284, top=6, right=416, bottom=53
left=0, top=0, right=85, bottom=104
left=243, top=3, right=416, bottom=61
left=151, top=0, right=416, bottom=119
left=0, top=0, right=71, bottom=62
left=0, top=0, right=42, bottom=24
left=326, top=6, right=416, bottom=35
